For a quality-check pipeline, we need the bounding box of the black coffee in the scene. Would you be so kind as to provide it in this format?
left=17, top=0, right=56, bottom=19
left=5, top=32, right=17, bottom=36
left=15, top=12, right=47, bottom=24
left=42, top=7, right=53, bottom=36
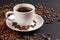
left=17, top=7, right=32, bottom=12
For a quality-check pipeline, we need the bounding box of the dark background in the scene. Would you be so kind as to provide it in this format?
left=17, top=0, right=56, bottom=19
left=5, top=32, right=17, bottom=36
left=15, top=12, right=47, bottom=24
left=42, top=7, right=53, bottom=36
left=0, top=0, right=60, bottom=40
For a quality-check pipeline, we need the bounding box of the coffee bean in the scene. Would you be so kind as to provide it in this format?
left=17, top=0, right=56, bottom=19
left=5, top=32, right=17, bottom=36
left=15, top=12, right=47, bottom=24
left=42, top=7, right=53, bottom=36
left=47, top=37, right=51, bottom=40
left=47, top=17, right=50, bottom=19
left=33, top=36, right=37, bottom=40
left=43, top=15, right=47, bottom=18
left=31, top=25, right=34, bottom=28
left=34, top=24, right=36, bottom=26
left=54, top=13, right=58, bottom=17
left=44, top=38, right=48, bottom=40
left=52, top=14, right=55, bottom=17
left=51, top=19, right=54, bottom=22
left=33, top=20, right=37, bottom=23
left=37, top=4, right=40, bottom=6
left=45, top=9, right=51, bottom=13
left=45, top=20, right=50, bottom=24
left=23, top=26, right=29, bottom=30
left=12, top=22, right=17, bottom=26
left=50, top=8, right=55, bottom=12
left=53, top=18, right=55, bottom=20
left=57, top=19, right=60, bottom=22
left=0, top=7, right=3, bottom=10
left=55, top=15, right=58, bottom=17
left=31, top=23, right=36, bottom=27
left=4, top=36, right=8, bottom=40
left=34, top=33, right=37, bottom=36
left=47, top=33, right=51, bottom=37
left=41, top=34, right=47, bottom=39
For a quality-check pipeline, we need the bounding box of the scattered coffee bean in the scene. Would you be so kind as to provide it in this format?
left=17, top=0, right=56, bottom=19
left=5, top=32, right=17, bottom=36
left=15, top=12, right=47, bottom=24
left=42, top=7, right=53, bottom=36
left=43, top=15, right=47, bottom=18
left=52, top=14, right=55, bottom=17
left=41, top=34, right=47, bottom=39
left=45, top=20, right=50, bottom=24
left=47, top=17, right=50, bottom=19
left=57, top=19, right=60, bottom=22
left=55, top=14, right=58, bottom=17
left=33, top=20, right=37, bottom=23
left=50, top=8, right=55, bottom=12
left=53, top=13, right=58, bottom=17
left=45, top=9, right=51, bottom=14
left=47, top=33, right=51, bottom=37
left=47, top=37, right=51, bottom=40
left=34, top=24, right=36, bottom=26
left=12, top=22, right=17, bottom=26
left=31, top=25, right=35, bottom=28
left=44, top=38, right=49, bottom=40
left=34, top=33, right=37, bottom=36
left=21, top=26, right=29, bottom=30
left=51, top=19, right=54, bottom=22
left=33, top=36, right=37, bottom=40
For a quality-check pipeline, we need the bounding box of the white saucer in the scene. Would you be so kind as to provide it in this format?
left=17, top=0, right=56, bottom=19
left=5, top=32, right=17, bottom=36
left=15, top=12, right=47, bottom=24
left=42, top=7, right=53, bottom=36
left=6, top=14, right=44, bottom=32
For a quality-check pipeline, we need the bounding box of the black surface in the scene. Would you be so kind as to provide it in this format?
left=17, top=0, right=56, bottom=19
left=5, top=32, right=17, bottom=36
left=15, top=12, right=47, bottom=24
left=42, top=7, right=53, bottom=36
left=0, top=0, right=60, bottom=40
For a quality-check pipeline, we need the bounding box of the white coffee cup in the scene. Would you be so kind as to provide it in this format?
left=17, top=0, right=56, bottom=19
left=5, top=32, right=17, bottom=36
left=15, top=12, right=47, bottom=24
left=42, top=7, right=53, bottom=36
left=6, top=3, right=35, bottom=26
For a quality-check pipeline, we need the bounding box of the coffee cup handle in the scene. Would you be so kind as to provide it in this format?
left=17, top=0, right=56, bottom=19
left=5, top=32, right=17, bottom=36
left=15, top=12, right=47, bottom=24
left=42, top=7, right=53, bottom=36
left=6, top=11, right=15, bottom=22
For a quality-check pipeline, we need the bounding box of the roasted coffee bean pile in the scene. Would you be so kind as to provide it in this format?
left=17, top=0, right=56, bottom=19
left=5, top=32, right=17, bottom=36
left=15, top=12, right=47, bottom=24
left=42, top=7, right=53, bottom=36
left=12, top=20, right=36, bottom=30
left=0, top=0, right=60, bottom=40
left=0, top=3, right=14, bottom=18
left=0, top=18, right=20, bottom=40
left=35, top=4, right=59, bottom=24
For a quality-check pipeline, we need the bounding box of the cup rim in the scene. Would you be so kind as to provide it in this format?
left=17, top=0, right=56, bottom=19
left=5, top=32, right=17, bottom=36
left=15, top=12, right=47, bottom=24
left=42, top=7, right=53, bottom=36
left=13, top=3, right=35, bottom=13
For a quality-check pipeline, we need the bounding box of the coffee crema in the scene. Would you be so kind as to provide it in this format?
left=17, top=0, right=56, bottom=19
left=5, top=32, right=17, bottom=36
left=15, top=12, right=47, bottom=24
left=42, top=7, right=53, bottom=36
left=17, top=7, right=33, bottom=12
